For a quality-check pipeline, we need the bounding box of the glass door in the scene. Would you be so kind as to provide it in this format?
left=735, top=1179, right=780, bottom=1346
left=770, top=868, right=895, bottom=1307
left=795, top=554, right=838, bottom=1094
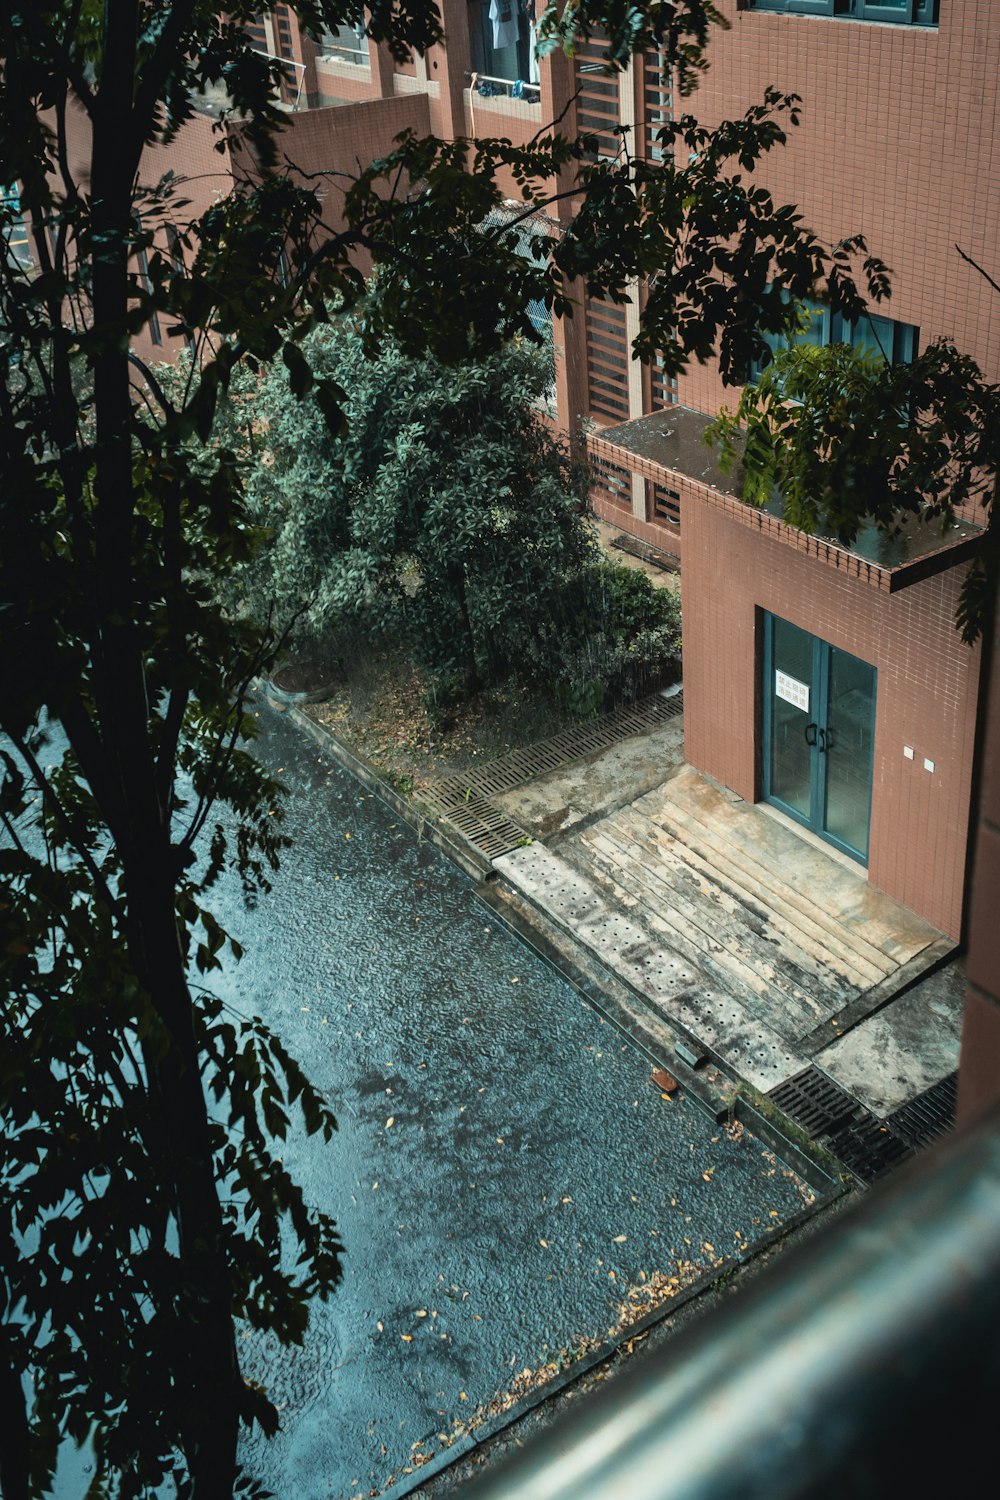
left=763, top=614, right=876, bottom=863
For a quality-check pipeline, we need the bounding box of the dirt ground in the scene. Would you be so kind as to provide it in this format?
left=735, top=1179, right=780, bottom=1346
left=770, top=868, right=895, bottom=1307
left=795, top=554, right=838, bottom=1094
left=297, top=641, right=574, bottom=796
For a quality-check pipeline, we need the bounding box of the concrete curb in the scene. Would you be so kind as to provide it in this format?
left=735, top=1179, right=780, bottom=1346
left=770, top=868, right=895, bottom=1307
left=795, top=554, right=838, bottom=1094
left=728, top=1096, right=845, bottom=1195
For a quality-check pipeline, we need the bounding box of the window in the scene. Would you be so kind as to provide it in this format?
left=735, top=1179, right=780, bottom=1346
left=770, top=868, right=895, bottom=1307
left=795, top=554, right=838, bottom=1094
left=748, top=0, right=938, bottom=24
left=2, top=184, right=32, bottom=272
left=320, top=20, right=369, bottom=65
left=137, top=247, right=162, bottom=346
left=469, top=0, right=539, bottom=98
left=749, top=297, right=918, bottom=382
left=649, top=482, right=681, bottom=527
left=482, top=205, right=551, bottom=339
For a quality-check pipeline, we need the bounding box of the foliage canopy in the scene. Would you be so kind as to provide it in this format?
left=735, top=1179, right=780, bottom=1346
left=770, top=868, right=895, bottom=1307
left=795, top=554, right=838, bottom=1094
left=199, top=323, right=680, bottom=708
left=706, top=338, right=1000, bottom=642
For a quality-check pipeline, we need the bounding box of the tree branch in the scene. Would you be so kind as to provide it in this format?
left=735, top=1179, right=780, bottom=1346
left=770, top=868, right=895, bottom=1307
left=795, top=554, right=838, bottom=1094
left=955, top=243, right=1000, bottom=299
left=7, top=734, right=122, bottom=918
left=131, top=0, right=200, bottom=163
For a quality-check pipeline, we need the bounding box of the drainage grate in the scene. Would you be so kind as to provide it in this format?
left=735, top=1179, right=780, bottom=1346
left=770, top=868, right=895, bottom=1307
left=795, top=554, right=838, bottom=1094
left=429, top=691, right=683, bottom=812
left=887, top=1072, right=957, bottom=1151
left=766, top=1065, right=958, bottom=1185
left=824, top=1119, right=913, bottom=1184
left=768, top=1067, right=861, bottom=1139
left=441, top=797, right=530, bottom=861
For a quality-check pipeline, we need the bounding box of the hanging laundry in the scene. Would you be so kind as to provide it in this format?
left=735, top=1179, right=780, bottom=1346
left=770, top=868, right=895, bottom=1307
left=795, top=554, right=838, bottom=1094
left=527, top=18, right=540, bottom=85
left=489, top=0, right=519, bottom=51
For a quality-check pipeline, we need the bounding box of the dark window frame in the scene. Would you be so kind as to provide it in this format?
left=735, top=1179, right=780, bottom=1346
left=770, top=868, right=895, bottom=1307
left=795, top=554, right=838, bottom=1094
left=748, top=296, right=919, bottom=384
left=748, top=0, right=938, bottom=24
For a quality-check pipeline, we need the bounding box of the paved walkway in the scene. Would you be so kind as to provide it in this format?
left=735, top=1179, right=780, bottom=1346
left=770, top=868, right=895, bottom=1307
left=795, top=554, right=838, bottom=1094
left=487, top=705, right=961, bottom=1117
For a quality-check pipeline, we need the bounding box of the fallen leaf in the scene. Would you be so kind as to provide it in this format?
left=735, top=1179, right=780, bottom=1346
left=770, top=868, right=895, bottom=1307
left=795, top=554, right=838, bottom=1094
left=386, top=1117, right=395, bottom=1128
left=539, top=1239, right=548, bottom=1248
left=401, top=1334, right=413, bottom=1343
left=702, top=1168, right=715, bottom=1182
left=613, top=1235, right=627, bottom=1243
left=377, top=1321, right=384, bottom=1332
left=496, top=1137, right=505, bottom=1144
left=415, top=1309, right=427, bottom=1318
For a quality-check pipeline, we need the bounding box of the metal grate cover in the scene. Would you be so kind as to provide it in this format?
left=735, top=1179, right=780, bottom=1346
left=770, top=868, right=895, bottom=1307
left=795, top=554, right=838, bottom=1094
left=768, top=1065, right=958, bottom=1185
left=888, top=1072, right=957, bottom=1151
left=824, top=1119, right=913, bottom=1184
left=441, top=797, right=530, bottom=861
left=428, top=692, right=683, bottom=813
left=768, top=1066, right=861, bottom=1139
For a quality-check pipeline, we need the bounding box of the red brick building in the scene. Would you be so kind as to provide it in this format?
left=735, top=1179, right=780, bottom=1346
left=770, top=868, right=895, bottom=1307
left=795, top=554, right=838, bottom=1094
left=67, top=1, right=997, bottom=1107
left=286, top=0, right=996, bottom=1108
left=575, top=1, right=999, bottom=1111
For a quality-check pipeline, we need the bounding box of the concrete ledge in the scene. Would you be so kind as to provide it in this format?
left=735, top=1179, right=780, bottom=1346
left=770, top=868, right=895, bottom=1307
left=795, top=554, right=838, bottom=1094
left=477, top=878, right=732, bottom=1122
left=728, top=1094, right=846, bottom=1196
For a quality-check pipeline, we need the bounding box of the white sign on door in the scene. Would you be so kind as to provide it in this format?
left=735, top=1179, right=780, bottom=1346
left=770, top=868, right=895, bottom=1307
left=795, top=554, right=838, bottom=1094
left=775, top=670, right=810, bottom=713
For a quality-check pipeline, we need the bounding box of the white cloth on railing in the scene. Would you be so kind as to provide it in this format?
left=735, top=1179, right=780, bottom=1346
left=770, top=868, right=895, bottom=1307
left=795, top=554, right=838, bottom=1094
left=528, top=19, right=540, bottom=83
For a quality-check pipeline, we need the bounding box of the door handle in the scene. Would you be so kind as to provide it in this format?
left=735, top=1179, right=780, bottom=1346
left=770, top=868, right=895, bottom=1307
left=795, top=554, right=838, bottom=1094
left=818, top=727, right=827, bottom=754
left=824, top=727, right=835, bottom=752
left=804, top=723, right=818, bottom=746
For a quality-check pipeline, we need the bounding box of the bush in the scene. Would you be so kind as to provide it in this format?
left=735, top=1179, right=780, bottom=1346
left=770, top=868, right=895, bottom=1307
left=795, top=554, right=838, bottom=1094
left=522, top=558, right=681, bottom=718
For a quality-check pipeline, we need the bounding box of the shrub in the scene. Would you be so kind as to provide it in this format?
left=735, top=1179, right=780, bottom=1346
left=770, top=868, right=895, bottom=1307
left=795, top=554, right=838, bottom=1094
left=523, top=558, right=681, bottom=718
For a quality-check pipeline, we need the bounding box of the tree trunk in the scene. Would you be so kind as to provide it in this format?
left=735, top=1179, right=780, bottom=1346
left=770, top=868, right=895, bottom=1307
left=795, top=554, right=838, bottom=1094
left=84, top=7, right=241, bottom=1488
left=122, top=847, right=241, bottom=1496
left=0, top=1283, right=30, bottom=1500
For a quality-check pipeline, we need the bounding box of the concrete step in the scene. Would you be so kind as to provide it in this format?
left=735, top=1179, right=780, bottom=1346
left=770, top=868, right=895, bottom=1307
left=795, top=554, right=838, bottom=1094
left=589, top=804, right=885, bottom=996
left=492, top=842, right=811, bottom=1092
left=629, top=777, right=907, bottom=982
left=579, top=824, right=845, bottom=1040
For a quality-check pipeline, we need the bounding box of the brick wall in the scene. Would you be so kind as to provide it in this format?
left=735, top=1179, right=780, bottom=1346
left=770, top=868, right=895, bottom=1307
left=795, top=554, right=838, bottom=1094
left=675, top=0, right=1000, bottom=422
left=682, top=484, right=982, bottom=940
left=236, top=93, right=431, bottom=251
left=587, top=432, right=688, bottom=555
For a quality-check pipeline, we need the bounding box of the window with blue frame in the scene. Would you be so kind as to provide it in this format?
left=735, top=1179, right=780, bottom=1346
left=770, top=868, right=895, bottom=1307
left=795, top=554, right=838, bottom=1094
left=748, top=0, right=938, bottom=24
left=749, top=297, right=918, bottom=382
left=2, top=184, right=32, bottom=272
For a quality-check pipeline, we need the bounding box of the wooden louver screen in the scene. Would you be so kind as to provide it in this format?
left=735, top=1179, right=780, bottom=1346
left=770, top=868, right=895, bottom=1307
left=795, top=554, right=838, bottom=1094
left=574, top=37, right=620, bottom=159
left=585, top=295, right=630, bottom=422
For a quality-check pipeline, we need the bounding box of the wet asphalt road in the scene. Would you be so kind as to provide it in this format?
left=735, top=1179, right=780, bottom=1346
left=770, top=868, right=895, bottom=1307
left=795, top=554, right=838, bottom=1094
left=207, top=700, right=812, bottom=1499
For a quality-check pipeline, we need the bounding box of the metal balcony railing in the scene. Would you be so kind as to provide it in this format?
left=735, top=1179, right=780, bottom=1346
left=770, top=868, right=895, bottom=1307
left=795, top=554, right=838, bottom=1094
left=320, top=41, right=368, bottom=66
left=469, top=71, right=540, bottom=103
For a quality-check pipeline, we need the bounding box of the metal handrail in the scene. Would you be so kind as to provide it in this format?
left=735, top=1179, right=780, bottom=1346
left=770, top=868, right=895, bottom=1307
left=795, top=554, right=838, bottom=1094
left=320, top=43, right=369, bottom=66
left=463, top=1105, right=1000, bottom=1499
left=467, top=71, right=541, bottom=99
